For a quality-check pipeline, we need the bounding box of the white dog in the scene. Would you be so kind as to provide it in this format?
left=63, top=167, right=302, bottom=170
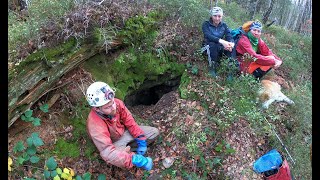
left=258, top=80, right=294, bottom=109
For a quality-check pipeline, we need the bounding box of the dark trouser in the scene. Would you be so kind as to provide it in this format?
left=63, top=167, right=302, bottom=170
left=252, top=67, right=272, bottom=79
left=209, top=42, right=239, bottom=74
left=208, top=42, right=236, bottom=65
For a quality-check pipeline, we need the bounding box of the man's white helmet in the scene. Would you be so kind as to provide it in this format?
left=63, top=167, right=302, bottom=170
left=210, top=7, right=223, bottom=16
left=86, top=82, right=115, bottom=107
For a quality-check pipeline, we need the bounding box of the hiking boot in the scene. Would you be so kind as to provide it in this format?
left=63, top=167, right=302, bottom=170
left=208, top=65, right=217, bottom=77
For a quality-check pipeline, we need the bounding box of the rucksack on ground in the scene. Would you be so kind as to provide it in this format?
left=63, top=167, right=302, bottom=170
left=253, top=149, right=293, bottom=180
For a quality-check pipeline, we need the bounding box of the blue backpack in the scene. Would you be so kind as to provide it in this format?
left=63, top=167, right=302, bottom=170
left=230, top=26, right=246, bottom=48
left=253, top=149, right=283, bottom=173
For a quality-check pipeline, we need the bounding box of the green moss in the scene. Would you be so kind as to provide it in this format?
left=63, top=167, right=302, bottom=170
left=118, top=14, right=158, bottom=47
left=66, top=98, right=90, bottom=140
left=84, top=26, right=117, bottom=45
left=147, top=10, right=166, bottom=21
left=83, top=10, right=186, bottom=100
left=84, top=140, right=99, bottom=160
left=41, top=38, right=77, bottom=62
left=11, top=38, right=78, bottom=80
left=83, top=49, right=185, bottom=100
left=54, top=138, right=80, bottom=158
left=54, top=98, right=99, bottom=160
left=178, top=70, right=191, bottom=99
left=22, top=38, right=77, bottom=65
left=72, top=117, right=88, bottom=140
left=53, top=98, right=89, bottom=140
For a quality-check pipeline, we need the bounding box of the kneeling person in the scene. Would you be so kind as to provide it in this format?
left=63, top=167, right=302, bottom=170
left=85, top=81, right=160, bottom=170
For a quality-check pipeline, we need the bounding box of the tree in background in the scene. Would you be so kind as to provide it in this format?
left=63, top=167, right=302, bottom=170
left=262, top=0, right=275, bottom=24
left=225, top=0, right=311, bottom=36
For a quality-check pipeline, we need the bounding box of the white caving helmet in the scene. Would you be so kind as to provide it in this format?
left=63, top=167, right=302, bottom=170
left=86, top=81, right=115, bottom=107
left=210, top=6, right=223, bottom=16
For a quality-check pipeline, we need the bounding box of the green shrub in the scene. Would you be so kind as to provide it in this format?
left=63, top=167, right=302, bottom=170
left=118, top=14, right=158, bottom=47
left=8, top=0, right=75, bottom=62
left=148, top=0, right=208, bottom=28
left=13, top=132, right=44, bottom=165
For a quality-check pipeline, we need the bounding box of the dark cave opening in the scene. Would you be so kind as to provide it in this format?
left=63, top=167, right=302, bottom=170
left=124, top=76, right=181, bottom=107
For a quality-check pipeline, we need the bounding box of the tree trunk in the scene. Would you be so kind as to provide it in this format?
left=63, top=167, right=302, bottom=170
left=262, top=0, right=275, bottom=24
left=297, top=0, right=311, bottom=34
left=284, top=3, right=294, bottom=29
left=296, top=0, right=306, bottom=33
left=291, top=0, right=301, bottom=31
left=248, top=0, right=258, bottom=19
left=256, top=0, right=265, bottom=13
left=8, top=37, right=121, bottom=127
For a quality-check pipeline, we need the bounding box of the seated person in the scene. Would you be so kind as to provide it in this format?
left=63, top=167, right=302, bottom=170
left=85, top=81, right=160, bottom=171
left=202, top=6, right=237, bottom=77
left=235, top=21, right=282, bottom=79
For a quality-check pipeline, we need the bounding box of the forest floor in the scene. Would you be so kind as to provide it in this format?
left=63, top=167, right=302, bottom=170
left=8, top=61, right=293, bottom=179
left=8, top=2, right=297, bottom=178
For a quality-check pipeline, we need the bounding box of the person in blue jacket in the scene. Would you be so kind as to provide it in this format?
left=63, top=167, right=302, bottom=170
left=202, top=7, right=237, bottom=77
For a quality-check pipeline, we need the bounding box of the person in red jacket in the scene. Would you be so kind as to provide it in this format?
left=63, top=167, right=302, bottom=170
left=236, top=21, right=282, bottom=79
left=85, top=81, right=160, bottom=170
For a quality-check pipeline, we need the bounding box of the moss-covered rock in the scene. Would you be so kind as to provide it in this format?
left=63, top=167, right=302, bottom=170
left=118, top=13, right=159, bottom=47
left=83, top=49, right=185, bottom=100
left=83, top=11, right=185, bottom=99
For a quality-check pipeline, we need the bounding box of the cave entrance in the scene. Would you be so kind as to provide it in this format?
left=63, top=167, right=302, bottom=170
left=124, top=76, right=181, bottom=107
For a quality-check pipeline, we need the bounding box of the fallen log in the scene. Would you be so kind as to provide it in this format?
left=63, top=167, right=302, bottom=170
left=8, top=36, right=121, bottom=127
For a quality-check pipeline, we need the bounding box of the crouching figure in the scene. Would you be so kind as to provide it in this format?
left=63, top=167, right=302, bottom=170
left=85, top=81, right=160, bottom=170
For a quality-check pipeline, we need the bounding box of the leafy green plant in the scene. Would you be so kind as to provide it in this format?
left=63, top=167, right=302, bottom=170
left=21, top=110, right=41, bottom=126
left=75, top=172, right=92, bottom=180
left=97, top=174, right=107, bottom=180
left=44, top=157, right=59, bottom=179
left=44, top=156, right=102, bottom=180
left=186, top=132, right=207, bottom=154
left=191, top=66, right=199, bottom=75
left=13, top=132, right=44, bottom=165
left=40, top=104, right=49, bottom=113
left=214, top=140, right=235, bottom=155
left=20, top=104, right=49, bottom=126
left=161, top=167, right=178, bottom=179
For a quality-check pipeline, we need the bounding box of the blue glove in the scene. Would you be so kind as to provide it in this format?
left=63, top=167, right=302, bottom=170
left=132, top=154, right=153, bottom=171
left=135, top=138, right=147, bottom=155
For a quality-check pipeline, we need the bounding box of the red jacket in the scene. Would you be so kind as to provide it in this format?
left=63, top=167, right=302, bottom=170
left=87, top=98, right=145, bottom=168
left=236, top=35, right=281, bottom=74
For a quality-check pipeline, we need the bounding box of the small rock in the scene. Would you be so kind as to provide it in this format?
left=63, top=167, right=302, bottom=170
left=162, top=157, right=175, bottom=168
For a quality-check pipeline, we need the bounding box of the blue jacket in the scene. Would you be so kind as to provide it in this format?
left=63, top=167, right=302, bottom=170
left=202, top=19, right=233, bottom=45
